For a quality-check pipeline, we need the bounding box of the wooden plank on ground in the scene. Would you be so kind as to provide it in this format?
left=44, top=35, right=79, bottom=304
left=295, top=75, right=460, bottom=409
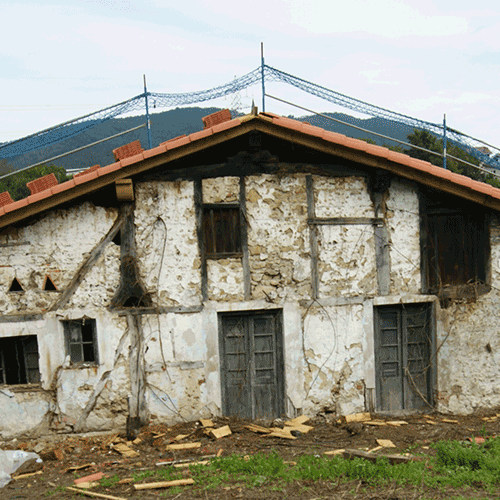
left=324, top=449, right=345, bottom=456
left=345, top=412, right=371, bottom=423
left=267, top=428, right=297, bottom=440
left=113, top=443, right=139, bottom=457
left=166, top=442, right=201, bottom=451
left=134, top=478, right=195, bottom=490
left=387, top=421, right=408, bottom=427
left=244, top=424, right=271, bottom=434
left=284, top=415, right=310, bottom=427
left=199, top=419, right=214, bottom=427
left=342, top=449, right=414, bottom=465
left=209, top=425, right=232, bottom=439
left=376, top=439, right=396, bottom=448
left=66, top=486, right=127, bottom=500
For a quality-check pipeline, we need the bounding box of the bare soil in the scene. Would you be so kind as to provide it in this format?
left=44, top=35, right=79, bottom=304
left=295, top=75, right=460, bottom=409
left=2, top=408, right=500, bottom=500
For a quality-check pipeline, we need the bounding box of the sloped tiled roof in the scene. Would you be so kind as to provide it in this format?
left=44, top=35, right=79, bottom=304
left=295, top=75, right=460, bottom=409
left=1, top=110, right=500, bottom=229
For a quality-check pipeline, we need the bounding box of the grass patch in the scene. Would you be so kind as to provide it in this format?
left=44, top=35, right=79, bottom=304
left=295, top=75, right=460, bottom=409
left=189, top=437, right=500, bottom=494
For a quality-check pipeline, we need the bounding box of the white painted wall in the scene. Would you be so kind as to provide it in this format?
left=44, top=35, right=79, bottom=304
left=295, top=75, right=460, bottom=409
left=1, top=171, right=500, bottom=438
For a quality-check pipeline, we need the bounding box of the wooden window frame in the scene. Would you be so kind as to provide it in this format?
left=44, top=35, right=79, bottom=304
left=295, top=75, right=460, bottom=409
left=420, top=193, right=490, bottom=298
left=63, top=319, right=99, bottom=366
left=0, top=335, right=40, bottom=385
left=202, top=204, right=242, bottom=259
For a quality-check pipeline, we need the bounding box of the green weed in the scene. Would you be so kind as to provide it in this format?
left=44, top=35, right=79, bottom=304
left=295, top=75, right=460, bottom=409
left=99, top=474, right=121, bottom=488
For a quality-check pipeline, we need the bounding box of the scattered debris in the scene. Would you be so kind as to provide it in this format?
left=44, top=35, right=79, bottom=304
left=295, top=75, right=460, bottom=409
left=345, top=412, right=371, bottom=423
left=376, top=439, right=396, bottom=448
left=74, top=472, right=104, bottom=485
left=284, top=415, right=310, bottom=426
left=199, top=419, right=215, bottom=427
left=112, top=443, right=139, bottom=458
left=65, top=463, right=95, bottom=473
left=244, top=423, right=272, bottom=434
left=209, top=425, right=232, bottom=439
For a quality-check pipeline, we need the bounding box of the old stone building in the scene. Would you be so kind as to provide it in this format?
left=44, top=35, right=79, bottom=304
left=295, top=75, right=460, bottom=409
left=0, top=109, right=499, bottom=438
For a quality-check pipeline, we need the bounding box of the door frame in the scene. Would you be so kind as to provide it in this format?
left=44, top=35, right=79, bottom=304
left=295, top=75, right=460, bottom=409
left=218, top=309, right=285, bottom=419
left=374, top=302, right=436, bottom=413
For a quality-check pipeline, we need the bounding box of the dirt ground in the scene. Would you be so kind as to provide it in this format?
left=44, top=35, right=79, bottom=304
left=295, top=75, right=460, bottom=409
left=2, top=408, right=500, bottom=500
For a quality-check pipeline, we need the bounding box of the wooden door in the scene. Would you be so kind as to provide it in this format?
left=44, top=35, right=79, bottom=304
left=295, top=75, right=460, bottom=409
left=219, top=310, right=284, bottom=419
left=375, top=304, right=433, bottom=412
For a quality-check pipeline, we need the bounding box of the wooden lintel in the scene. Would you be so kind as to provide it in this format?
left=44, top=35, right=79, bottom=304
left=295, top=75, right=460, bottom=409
left=115, top=178, right=134, bottom=201
left=0, top=314, right=44, bottom=323
left=114, top=305, right=204, bottom=316
left=308, top=217, right=384, bottom=226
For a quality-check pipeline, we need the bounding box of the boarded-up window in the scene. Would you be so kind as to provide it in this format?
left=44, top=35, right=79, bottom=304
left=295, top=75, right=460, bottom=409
left=63, top=319, right=98, bottom=365
left=422, top=192, right=489, bottom=294
left=203, top=205, right=241, bottom=257
left=0, top=335, right=40, bottom=385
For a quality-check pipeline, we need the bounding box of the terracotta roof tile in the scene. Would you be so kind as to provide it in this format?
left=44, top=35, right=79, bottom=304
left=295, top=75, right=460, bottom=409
left=74, top=170, right=100, bottom=185
left=160, top=135, right=187, bottom=146
left=50, top=179, right=76, bottom=195
left=113, top=140, right=144, bottom=162
left=26, top=173, right=58, bottom=195
left=202, top=109, right=232, bottom=129
left=4, top=198, right=29, bottom=213
left=143, top=145, right=168, bottom=159
left=0, top=191, right=14, bottom=208
left=165, top=135, right=191, bottom=149
left=120, top=152, right=145, bottom=167
left=189, top=128, right=214, bottom=142
left=27, top=190, right=53, bottom=204
left=99, top=163, right=123, bottom=175
left=211, top=118, right=241, bottom=134
left=74, top=165, right=100, bottom=178
left=2, top=110, right=500, bottom=226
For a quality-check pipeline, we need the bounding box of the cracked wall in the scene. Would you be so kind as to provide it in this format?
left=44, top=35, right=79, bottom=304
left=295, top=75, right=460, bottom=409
left=2, top=166, right=500, bottom=437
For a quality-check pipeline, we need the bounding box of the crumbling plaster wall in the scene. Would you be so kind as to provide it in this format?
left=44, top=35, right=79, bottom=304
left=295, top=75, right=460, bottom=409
left=301, top=303, right=366, bottom=416
left=246, top=174, right=310, bottom=301
left=55, top=313, right=131, bottom=433
left=134, top=181, right=201, bottom=307
left=143, top=312, right=209, bottom=421
left=314, top=176, right=377, bottom=297
left=435, top=212, right=500, bottom=414
left=386, top=178, right=421, bottom=294
left=0, top=203, right=119, bottom=314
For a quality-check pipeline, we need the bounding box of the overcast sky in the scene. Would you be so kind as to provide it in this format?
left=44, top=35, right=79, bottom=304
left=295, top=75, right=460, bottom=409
left=1, top=0, right=499, bottom=151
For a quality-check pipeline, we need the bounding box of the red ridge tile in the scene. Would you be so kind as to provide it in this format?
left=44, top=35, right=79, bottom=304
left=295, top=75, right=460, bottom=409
left=27, top=173, right=58, bottom=195
left=74, top=165, right=100, bottom=178
left=113, top=140, right=144, bottom=161
left=202, top=109, right=232, bottom=129
left=0, top=191, right=14, bottom=208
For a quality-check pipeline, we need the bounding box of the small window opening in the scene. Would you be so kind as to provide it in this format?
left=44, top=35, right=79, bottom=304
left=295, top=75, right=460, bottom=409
left=112, top=230, right=121, bottom=246
left=9, top=278, right=24, bottom=292
left=0, top=335, right=40, bottom=385
left=123, top=295, right=149, bottom=308
left=63, top=319, right=98, bottom=365
left=43, top=276, right=57, bottom=291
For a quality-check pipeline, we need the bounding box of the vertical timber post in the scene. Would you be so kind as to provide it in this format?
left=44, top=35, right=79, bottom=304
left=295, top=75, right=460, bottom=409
left=144, top=74, right=152, bottom=150
left=261, top=42, right=266, bottom=113
left=306, top=175, right=319, bottom=299
left=127, top=313, right=148, bottom=440
left=443, top=114, right=447, bottom=170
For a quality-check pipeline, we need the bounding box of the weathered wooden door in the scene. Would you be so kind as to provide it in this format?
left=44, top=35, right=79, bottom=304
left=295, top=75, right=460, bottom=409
left=219, top=310, right=284, bottom=419
left=375, top=304, right=433, bottom=412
